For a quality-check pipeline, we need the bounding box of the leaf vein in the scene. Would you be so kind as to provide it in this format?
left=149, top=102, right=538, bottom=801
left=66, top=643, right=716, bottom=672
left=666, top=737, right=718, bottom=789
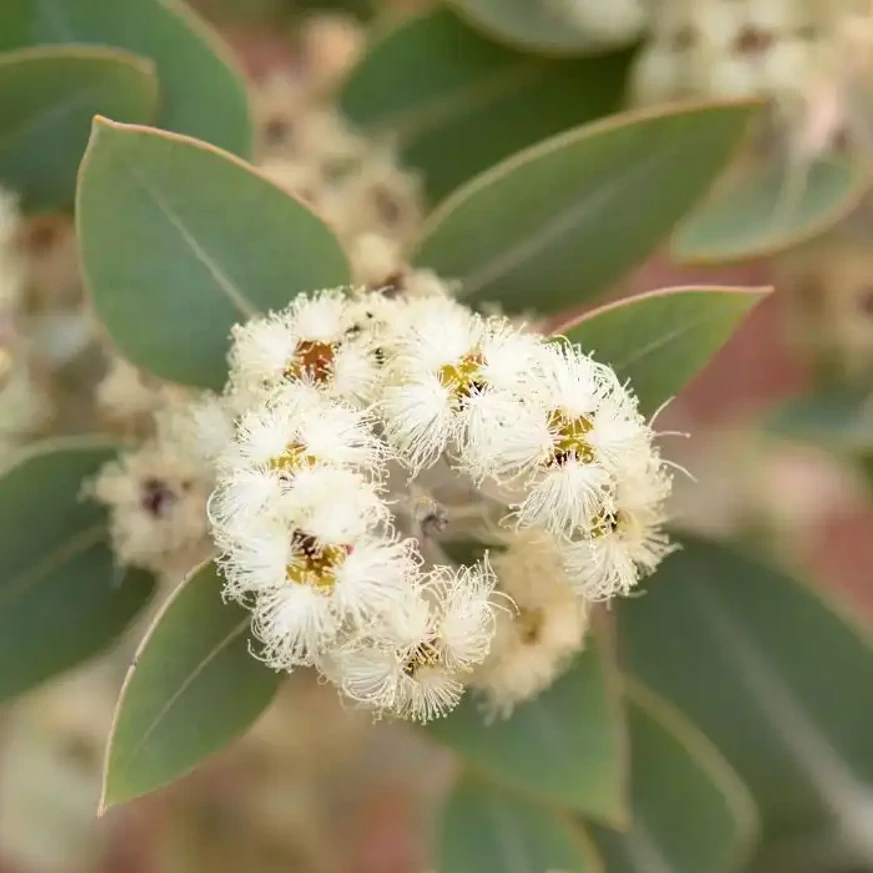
left=120, top=157, right=258, bottom=318
left=458, top=142, right=678, bottom=298
left=124, top=615, right=250, bottom=766
left=0, top=522, right=106, bottom=609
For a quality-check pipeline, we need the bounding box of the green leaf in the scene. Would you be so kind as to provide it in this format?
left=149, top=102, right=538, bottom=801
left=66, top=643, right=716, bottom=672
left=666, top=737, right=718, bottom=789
left=446, top=0, right=635, bottom=56
left=588, top=683, right=757, bottom=873
left=673, top=157, right=866, bottom=264
left=0, top=437, right=156, bottom=703
left=616, top=534, right=873, bottom=851
left=0, top=0, right=252, bottom=157
left=77, top=119, right=350, bottom=390
left=102, top=560, right=281, bottom=810
left=412, top=100, right=757, bottom=315
left=440, top=774, right=600, bottom=873
left=341, top=8, right=633, bottom=202
left=0, top=46, right=158, bottom=210
left=768, top=388, right=873, bottom=454
left=558, top=286, right=767, bottom=417
left=427, top=632, right=625, bottom=822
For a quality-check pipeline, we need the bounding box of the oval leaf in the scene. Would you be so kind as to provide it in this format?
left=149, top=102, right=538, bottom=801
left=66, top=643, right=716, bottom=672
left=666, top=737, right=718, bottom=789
left=673, top=157, right=865, bottom=264
left=0, top=0, right=252, bottom=156
left=412, top=100, right=758, bottom=315
left=447, top=0, right=631, bottom=56
left=341, top=8, right=633, bottom=202
left=0, top=46, right=158, bottom=209
left=440, top=774, right=600, bottom=873
left=558, top=286, right=767, bottom=417
left=588, top=683, right=757, bottom=873
left=616, top=534, right=873, bottom=848
left=0, top=437, right=156, bottom=703
left=77, top=119, right=350, bottom=390
left=102, top=560, right=281, bottom=810
left=428, top=633, right=625, bottom=822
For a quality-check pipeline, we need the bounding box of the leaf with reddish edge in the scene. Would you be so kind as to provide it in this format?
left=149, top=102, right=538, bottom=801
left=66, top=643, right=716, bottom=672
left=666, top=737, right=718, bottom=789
left=554, top=286, right=768, bottom=417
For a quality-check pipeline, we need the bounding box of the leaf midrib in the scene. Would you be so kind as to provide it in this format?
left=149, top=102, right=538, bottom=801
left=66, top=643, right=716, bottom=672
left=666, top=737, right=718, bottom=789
left=114, top=144, right=259, bottom=318
left=369, top=61, right=545, bottom=145
left=608, top=304, right=738, bottom=372
left=690, top=581, right=868, bottom=821
left=458, top=134, right=691, bottom=299
left=118, top=615, right=250, bottom=772
left=0, top=522, right=106, bottom=609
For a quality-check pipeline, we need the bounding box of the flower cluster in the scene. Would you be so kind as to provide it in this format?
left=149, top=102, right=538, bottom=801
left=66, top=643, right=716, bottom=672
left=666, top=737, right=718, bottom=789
left=199, top=285, right=673, bottom=721
left=91, top=269, right=674, bottom=722
left=211, top=288, right=499, bottom=722
left=631, top=0, right=873, bottom=167
left=377, top=294, right=674, bottom=600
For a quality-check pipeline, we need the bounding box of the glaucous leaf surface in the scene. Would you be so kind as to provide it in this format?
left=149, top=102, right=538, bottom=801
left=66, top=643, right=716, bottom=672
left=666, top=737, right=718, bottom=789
left=440, top=774, right=600, bottom=873
left=102, top=560, right=281, bottom=809
left=673, top=158, right=864, bottom=264
left=0, top=438, right=156, bottom=702
left=413, top=100, right=757, bottom=314
left=0, top=0, right=252, bottom=156
left=428, top=633, right=625, bottom=822
left=0, top=46, right=158, bottom=209
left=78, top=119, right=350, bottom=390
left=588, top=684, right=757, bottom=873
left=559, top=286, right=766, bottom=417
left=341, top=7, right=633, bottom=201
left=617, top=534, right=873, bottom=853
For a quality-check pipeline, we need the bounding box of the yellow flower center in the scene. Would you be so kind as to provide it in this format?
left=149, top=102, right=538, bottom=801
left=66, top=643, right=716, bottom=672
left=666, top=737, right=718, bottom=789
left=589, top=508, right=628, bottom=539
left=269, top=441, right=316, bottom=474
left=547, top=409, right=595, bottom=466
left=285, top=530, right=351, bottom=590
left=437, top=352, right=485, bottom=404
left=402, top=638, right=441, bottom=677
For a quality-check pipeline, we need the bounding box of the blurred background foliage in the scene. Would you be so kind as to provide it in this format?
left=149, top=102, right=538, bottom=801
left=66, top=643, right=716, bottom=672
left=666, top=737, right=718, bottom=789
left=0, top=2, right=871, bottom=873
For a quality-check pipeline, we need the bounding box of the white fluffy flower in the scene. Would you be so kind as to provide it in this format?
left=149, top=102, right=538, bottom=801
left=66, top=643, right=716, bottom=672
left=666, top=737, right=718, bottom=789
left=89, top=441, right=211, bottom=576
left=210, top=382, right=385, bottom=535
left=228, top=289, right=382, bottom=405
left=467, top=342, right=655, bottom=537
left=329, top=561, right=496, bottom=722
left=222, top=390, right=383, bottom=475
left=218, top=462, right=421, bottom=667
left=380, top=298, right=482, bottom=471
left=381, top=304, right=548, bottom=473
left=559, top=459, right=675, bottom=600
left=429, top=561, right=499, bottom=671
left=230, top=525, right=421, bottom=668
left=248, top=529, right=421, bottom=667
